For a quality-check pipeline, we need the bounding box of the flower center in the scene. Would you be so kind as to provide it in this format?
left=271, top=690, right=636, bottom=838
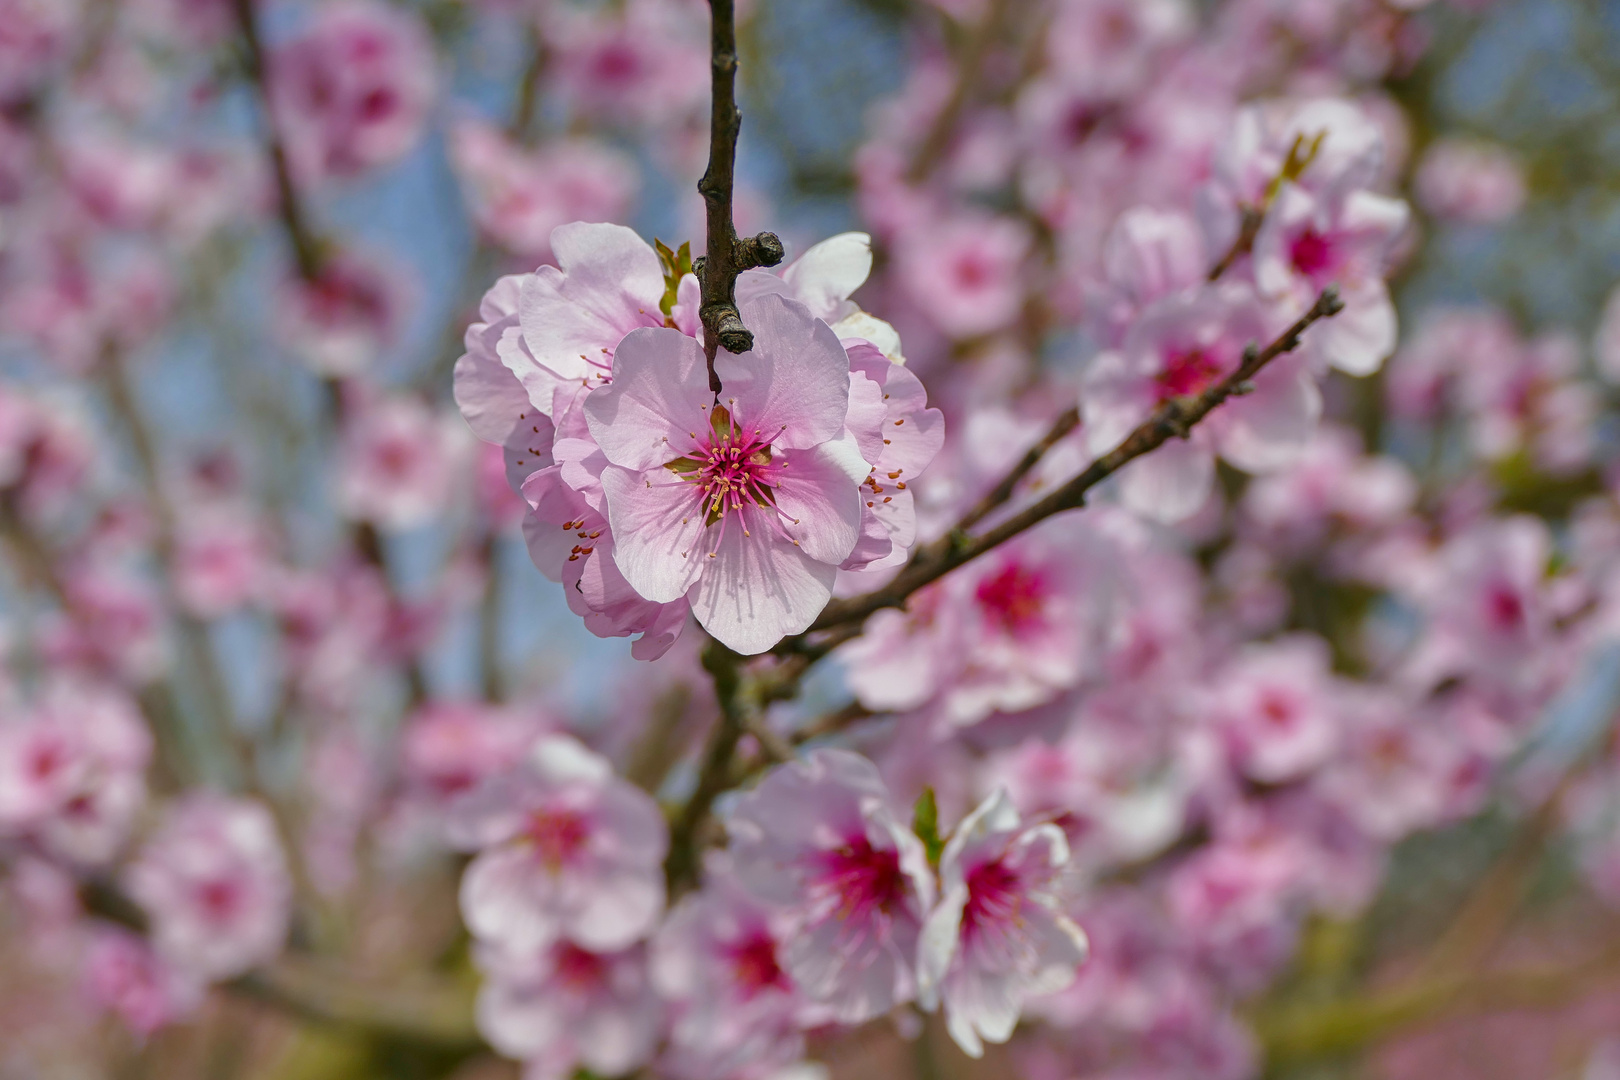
left=552, top=942, right=606, bottom=989
left=962, top=858, right=1023, bottom=946
left=1290, top=227, right=1338, bottom=281
left=525, top=807, right=589, bottom=869
left=817, top=835, right=905, bottom=923
left=727, top=932, right=788, bottom=996
left=196, top=878, right=242, bottom=924
left=974, top=561, right=1050, bottom=635
left=663, top=401, right=798, bottom=558
left=1156, top=347, right=1224, bottom=400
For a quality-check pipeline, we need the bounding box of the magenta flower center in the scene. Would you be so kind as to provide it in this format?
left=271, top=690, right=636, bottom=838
left=552, top=942, right=606, bottom=989
left=962, top=858, right=1023, bottom=946
left=1289, top=227, right=1338, bottom=281
left=195, top=878, right=242, bottom=924
left=1156, top=348, right=1224, bottom=400
left=1485, top=585, right=1525, bottom=631
left=727, top=932, right=789, bottom=996
left=525, top=807, right=589, bottom=868
left=664, top=402, right=798, bottom=556
left=818, top=835, right=906, bottom=922
left=974, top=561, right=1051, bottom=635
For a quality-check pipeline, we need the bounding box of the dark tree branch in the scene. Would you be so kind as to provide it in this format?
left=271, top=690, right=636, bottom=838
left=696, top=0, right=783, bottom=391
left=231, top=0, right=324, bottom=280
left=796, top=286, right=1345, bottom=638
left=665, top=640, right=747, bottom=893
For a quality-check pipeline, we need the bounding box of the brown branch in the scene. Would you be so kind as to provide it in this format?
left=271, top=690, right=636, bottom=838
left=798, top=286, right=1345, bottom=637
left=1207, top=205, right=1263, bottom=282
left=665, top=639, right=748, bottom=894
left=696, top=0, right=783, bottom=390
left=231, top=0, right=323, bottom=280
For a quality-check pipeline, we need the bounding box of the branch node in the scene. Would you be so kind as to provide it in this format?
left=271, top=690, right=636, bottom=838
left=735, top=232, right=785, bottom=270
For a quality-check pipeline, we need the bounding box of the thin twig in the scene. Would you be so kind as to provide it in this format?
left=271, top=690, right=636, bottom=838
left=696, top=0, right=783, bottom=390
left=798, top=286, right=1345, bottom=637
left=230, top=0, right=323, bottom=279
left=955, top=405, right=1080, bottom=531
left=665, top=640, right=747, bottom=894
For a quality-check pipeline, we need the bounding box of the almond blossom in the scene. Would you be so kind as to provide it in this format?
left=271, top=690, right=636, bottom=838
left=919, top=789, right=1089, bottom=1058
left=726, top=749, right=934, bottom=1023
left=453, top=734, right=667, bottom=954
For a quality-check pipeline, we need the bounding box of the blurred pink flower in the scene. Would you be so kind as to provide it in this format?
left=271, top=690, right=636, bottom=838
left=895, top=214, right=1031, bottom=339
left=1206, top=635, right=1339, bottom=784
left=726, top=749, right=934, bottom=1024
left=124, top=794, right=292, bottom=981
left=1415, top=138, right=1526, bottom=224
left=270, top=0, right=437, bottom=185
left=336, top=393, right=470, bottom=531
left=918, top=789, right=1089, bottom=1058
left=453, top=734, right=667, bottom=954
left=275, top=252, right=410, bottom=377
left=82, top=927, right=202, bottom=1038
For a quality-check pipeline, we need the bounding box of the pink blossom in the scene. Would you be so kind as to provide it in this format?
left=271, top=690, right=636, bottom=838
left=651, top=869, right=807, bottom=1080
left=82, top=927, right=202, bottom=1038
left=1251, top=181, right=1409, bottom=376
left=450, top=119, right=638, bottom=262
left=583, top=293, right=868, bottom=654
left=1313, top=689, right=1455, bottom=840
left=1415, top=138, right=1526, bottom=224
left=726, top=749, right=934, bottom=1023
left=172, top=506, right=273, bottom=618
left=275, top=252, right=409, bottom=377
left=544, top=0, right=709, bottom=130
left=1205, top=636, right=1339, bottom=784
left=400, top=700, right=544, bottom=809
left=336, top=393, right=470, bottom=531
left=476, top=940, right=663, bottom=1080
left=1093, top=207, right=1210, bottom=344
left=918, top=789, right=1089, bottom=1057
left=453, top=734, right=667, bottom=954
left=0, top=0, right=78, bottom=102
left=737, top=231, right=907, bottom=362
left=41, top=567, right=169, bottom=685
left=0, top=681, right=151, bottom=864
left=1082, top=285, right=1321, bottom=522
left=1043, top=0, right=1192, bottom=105
left=124, top=794, right=292, bottom=980
left=269, top=0, right=437, bottom=185
left=895, top=214, right=1031, bottom=339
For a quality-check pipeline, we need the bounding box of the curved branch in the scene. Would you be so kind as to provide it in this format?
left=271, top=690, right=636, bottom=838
left=797, top=286, right=1344, bottom=638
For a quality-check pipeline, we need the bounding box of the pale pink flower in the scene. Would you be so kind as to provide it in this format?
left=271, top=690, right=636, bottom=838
left=1240, top=424, right=1416, bottom=555
left=725, top=749, right=934, bottom=1023
left=1313, top=689, right=1455, bottom=841
left=651, top=869, right=807, bottom=1080
left=42, top=568, right=169, bottom=685
left=1044, top=0, right=1191, bottom=105
left=172, top=506, right=273, bottom=619
left=840, top=582, right=956, bottom=715
left=269, top=0, right=437, bottom=185
left=1205, top=636, right=1339, bottom=784
left=450, top=119, right=638, bottom=262
left=1251, top=181, right=1409, bottom=376
left=400, top=700, right=544, bottom=808
left=1093, top=207, right=1210, bottom=345
left=0, top=0, right=78, bottom=102
left=737, top=231, right=907, bottom=362
left=918, top=789, right=1089, bottom=1057
left=583, top=293, right=869, bottom=654
left=544, top=0, right=708, bottom=129
left=336, top=393, right=470, bottom=531
left=275, top=252, right=409, bottom=377
left=1083, top=285, right=1321, bottom=522
left=476, top=940, right=663, bottom=1080
left=0, top=681, right=150, bottom=865
left=895, top=214, right=1031, bottom=339
left=82, top=927, right=202, bottom=1038
left=124, top=794, right=292, bottom=981
left=453, top=734, right=667, bottom=954
left=1415, top=138, right=1526, bottom=224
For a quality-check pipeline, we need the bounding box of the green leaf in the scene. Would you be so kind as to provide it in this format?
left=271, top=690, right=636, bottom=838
left=654, top=237, right=693, bottom=322
left=913, top=787, right=943, bottom=868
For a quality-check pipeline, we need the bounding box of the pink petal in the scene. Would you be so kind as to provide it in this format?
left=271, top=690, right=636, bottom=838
left=688, top=523, right=837, bottom=655
left=584, top=328, right=710, bottom=471
left=598, top=464, right=706, bottom=604
left=714, top=294, right=850, bottom=452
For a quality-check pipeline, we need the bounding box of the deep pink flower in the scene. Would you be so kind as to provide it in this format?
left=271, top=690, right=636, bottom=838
left=918, top=789, right=1089, bottom=1057
left=726, top=749, right=934, bottom=1023
left=124, top=794, right=292, bottom=980
left=275, top=252, right=409, bottom=377
left=583, top=294, right=867, bottom=654
left=453, top=734, right=667, bottom=954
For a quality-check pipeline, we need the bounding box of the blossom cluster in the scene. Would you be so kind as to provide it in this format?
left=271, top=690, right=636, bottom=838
left=4, top=1, right=1620, bottom=1080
